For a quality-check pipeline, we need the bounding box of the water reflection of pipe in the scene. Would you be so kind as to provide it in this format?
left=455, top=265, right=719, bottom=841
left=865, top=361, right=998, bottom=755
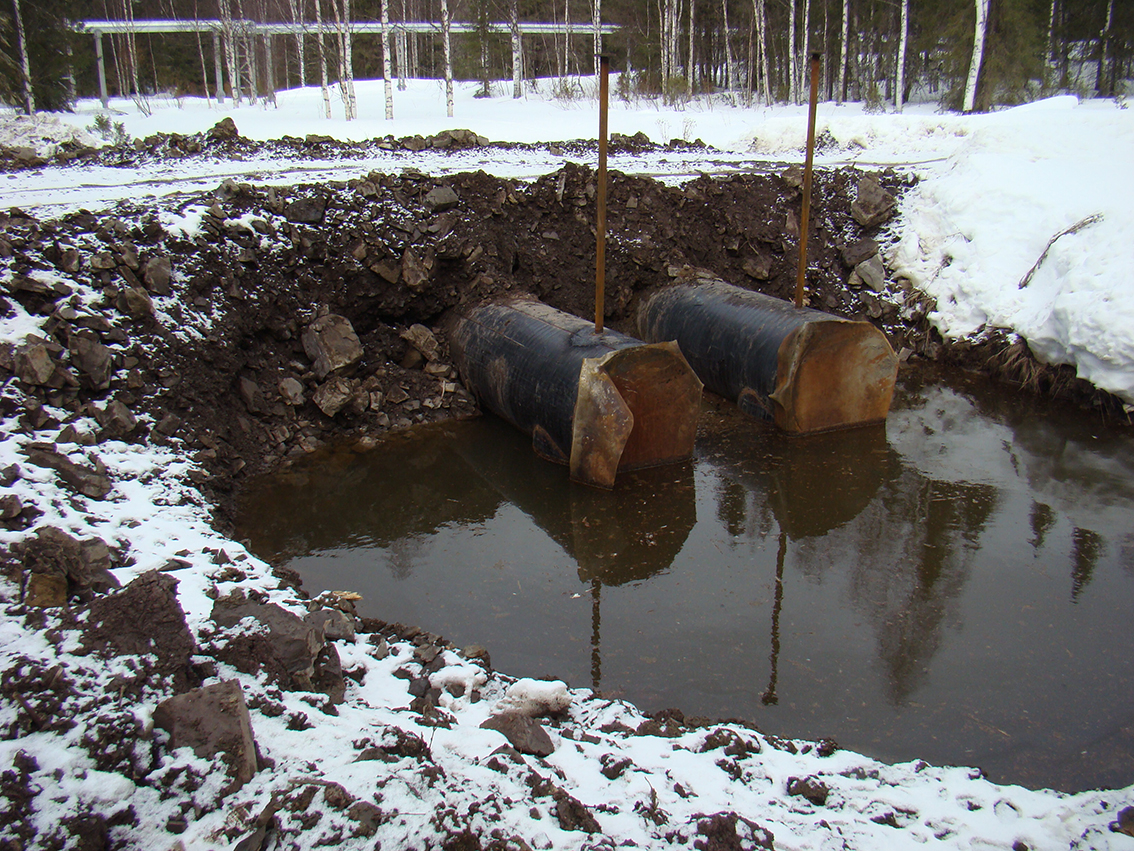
left=451, top=414, right=697, bottom=586
left=452, top=414, right=697, bottom=694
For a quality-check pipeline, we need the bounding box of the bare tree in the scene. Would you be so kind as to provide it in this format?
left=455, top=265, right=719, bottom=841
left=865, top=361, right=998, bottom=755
left=895, top=0, right=908, bottom=110
left=592, top=0, right=602, bottom=76
left=687, top=0, right=695, bottom=93
left=837, top=0, right=848, bottom=102
left=442, top=0, right=454, bottom=117
left=962, top=0, right=989, bottom=112
left=751, top=0, right=770, bottom=105
left=12, top=0, right=34, bottom=113
left=314, top=0, right=332, bottom=117
left=330, top=0, right=356, bottom=119
left=381, top=0, right=394, bottom=118
left=788, top=0, right=798, bottom=102
left=721, top=0, right=734, bottom=93
left=1096, top=0, right=1115, bottom=95
left=218, top=0, right=243, bottom=104
left=287, top=0, right=308, bottom=88
left=511, top=0, right=522, bottom=98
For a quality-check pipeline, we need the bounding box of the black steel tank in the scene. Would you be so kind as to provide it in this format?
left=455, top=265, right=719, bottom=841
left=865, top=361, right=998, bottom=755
left=446, top=297, right=702, bottom=488
left=637, top=279, right=898, bottom=433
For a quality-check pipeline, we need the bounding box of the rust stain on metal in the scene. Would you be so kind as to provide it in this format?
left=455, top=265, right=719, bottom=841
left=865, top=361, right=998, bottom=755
left=770, top=320, right=898, bottom=434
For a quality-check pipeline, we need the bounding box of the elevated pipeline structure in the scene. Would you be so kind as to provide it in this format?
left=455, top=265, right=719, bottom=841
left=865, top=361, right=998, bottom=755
left=638, top=279, right=898, bottom=434
left=446, top=298, right=702, bottom=489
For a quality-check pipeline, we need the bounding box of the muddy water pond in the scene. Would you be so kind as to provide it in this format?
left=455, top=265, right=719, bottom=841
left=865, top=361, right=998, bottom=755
left=237, top=366, right=1134, bottom=793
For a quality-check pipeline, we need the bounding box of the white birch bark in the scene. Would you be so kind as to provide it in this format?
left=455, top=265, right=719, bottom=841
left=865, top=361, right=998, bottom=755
left=593, top=0, right=602, bottom=76
left=895, top=0, right=908, bottom=110
left=287, top=0, right=307, bottom=88
left=396, top=27, right=408, bottom=91
left=750, top=0, right=769, bottom=105
left=687, top=0, right=695, bottom=93
left=314, top=0, right=331, bottom=117
left=331, top=0, right=356, bottom=119
left=12, top=0, right=35, bottom=114
left=220, top=0, right=242, bottom=104
left=563, top=0, right=570, bottom=79
left=962, top=0, right=989, bottom=113
left=512, top=0, right=522, bottom=98
left=381, top=0, right=394, bottom=118
left=721, top=0, right=734, bottom=92
left=837, top=0, right=848, bottom=103
left=1046, top=0, right=1057, bottom=66
left=788, top=0, right=798, bottom=103
left=442, top=0, right=454, bottom=118
left=801, top=0, right=810, bottom=100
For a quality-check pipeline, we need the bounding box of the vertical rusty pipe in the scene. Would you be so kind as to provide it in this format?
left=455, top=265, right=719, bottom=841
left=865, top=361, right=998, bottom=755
left=796, top=52, right=822, bottom=309
left=596, top=55, right=610, bottom=334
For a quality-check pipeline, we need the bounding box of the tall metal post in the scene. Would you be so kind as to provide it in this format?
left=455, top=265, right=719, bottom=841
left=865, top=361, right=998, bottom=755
left=796, top=52, right=821, bottom=309
left=595, top=54, right=610, bottom=334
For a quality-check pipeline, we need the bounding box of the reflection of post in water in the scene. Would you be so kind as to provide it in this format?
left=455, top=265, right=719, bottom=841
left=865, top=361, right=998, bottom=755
left=761, top=529, right=787, bottom=706
left=591, top=578, right=602, bottom=692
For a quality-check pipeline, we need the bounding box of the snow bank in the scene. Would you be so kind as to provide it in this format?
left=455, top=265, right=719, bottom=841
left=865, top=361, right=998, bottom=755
left=890, top=97, right=1134, bottom=404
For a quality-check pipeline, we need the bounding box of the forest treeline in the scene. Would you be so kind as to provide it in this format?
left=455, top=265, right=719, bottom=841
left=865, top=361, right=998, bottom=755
left=1, top=0, right=1130, bottom=116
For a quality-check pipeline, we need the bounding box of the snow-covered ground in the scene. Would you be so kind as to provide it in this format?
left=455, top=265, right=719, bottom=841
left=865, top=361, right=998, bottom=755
left=2, top=78, right=1134, bottom=849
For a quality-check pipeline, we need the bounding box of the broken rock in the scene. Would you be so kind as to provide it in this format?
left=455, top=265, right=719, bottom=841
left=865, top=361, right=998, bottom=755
left=851, top=175, right=896, bottom=229
left=481, top=711, right=555, bottom=757
left=302, top=314, right=363, bottom=380
left=81, top=570, right=198, bottom=692
left=313, top=375, right=360, bottom=418
left=212, top=599, right=324, bottom=690
left=68, top=334, right=115, bottom=390
left=22, top=444, right=112, bottom=500
left=401, top=324, right=440, bottom=361
left=153, top=680, right=258, bottom=795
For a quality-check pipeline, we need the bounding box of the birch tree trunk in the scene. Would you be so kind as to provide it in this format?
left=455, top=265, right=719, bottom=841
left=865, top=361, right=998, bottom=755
left=751, top=0, right=769, bottom=105
left=593, top=0, right=602, bottom=76
left=1096, top=0, right=1114, bottom=95
left=12, top=0, right=35, bottom=113
left=1046, top=0, right=1057, bottom=66
left=442, top=0, right=454, bottom=117
left=837, top=0, right=848, bottom=102
left=287, top=0, right=307, bottom=88
left=962, top=0, right=989, bottom=113
left=381, top=0, right=393, bottom=117
left=721, top=0, right=734, bottom=93
left=895, top=0, right=908, bottom=110
left=331, top=0, right=357, bottom=119
left=687, top=0, right=696, bottom=94
left=314, top=0, right=331, bottom=117
left=801, top=0, right=811, bottom=100
left=788, top=0, right=798, bottom=103
left=512, top=0, right=522, bottom=98
left=220, top=0, right=242, bottom=104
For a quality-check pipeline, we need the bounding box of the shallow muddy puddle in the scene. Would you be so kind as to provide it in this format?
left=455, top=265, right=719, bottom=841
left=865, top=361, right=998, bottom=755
left=237, top=366, right=1134, bottom=793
